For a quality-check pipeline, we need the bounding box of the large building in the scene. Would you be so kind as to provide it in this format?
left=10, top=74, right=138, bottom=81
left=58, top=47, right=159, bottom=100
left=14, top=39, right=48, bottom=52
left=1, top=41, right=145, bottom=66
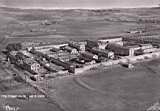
left=106, top=43, right=135, bottom=56
left=98, top=37, right=123, bottom=49
left=68, top=41, right=86, bottom=52
left=23, top=58, right=41, bottom=74
left=50, top=57, right=75, bottom=73
left=87, top=47, right=114, bottom=59
left=8, top=51, right=41, bottom=74
left=36, top=58, right=57, bottom=72
left=98, top=37, right=123, bottom=44
left=86, top=37, right=123, bottom=50
left=81, top=52, right=99, bottom=60
left=61, top=46, right=78, bottom=54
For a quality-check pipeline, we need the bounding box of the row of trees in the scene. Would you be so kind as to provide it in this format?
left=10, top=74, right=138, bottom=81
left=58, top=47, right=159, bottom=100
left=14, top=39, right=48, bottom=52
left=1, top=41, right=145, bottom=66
left=6, top=43, right=22, bottom=52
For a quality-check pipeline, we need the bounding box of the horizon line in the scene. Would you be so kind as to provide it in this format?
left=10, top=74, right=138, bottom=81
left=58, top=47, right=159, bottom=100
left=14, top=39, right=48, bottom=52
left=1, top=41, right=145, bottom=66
left=0, top=5, right=159, bottom=10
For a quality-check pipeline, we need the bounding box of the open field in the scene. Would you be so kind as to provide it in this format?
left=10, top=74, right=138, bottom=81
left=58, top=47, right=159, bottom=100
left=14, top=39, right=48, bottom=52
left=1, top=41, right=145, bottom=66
left=1, top=7, right=160, bottom=111
left=1, top=7, right=160, bottom=44
left=49, top=60, right=160, bottom=111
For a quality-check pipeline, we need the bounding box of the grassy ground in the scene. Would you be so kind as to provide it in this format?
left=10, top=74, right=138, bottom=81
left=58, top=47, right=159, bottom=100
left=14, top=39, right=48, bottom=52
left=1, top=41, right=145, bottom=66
left=50, top=60, right=160, bottom=111
left=1, top=7, right=160, bottom=44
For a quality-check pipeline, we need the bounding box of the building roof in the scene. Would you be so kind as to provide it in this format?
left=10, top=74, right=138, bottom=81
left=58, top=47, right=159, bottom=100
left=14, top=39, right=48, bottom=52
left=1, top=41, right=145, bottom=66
left=126, top=45, right=140, bottom=49
left=99, top=36, right=122, bottom=40
left=23, top=58, right=38, bottom=65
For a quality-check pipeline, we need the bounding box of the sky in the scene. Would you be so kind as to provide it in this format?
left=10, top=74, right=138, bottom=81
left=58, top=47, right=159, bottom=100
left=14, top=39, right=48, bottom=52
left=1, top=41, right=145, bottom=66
left=0, top=0, right=159, bottom=9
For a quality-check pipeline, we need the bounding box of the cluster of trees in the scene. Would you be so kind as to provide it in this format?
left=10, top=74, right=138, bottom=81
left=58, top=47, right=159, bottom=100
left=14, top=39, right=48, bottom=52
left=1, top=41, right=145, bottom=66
left=6, top=43, right=22, bottom=52
left=138, top=19, right=160, bottom=24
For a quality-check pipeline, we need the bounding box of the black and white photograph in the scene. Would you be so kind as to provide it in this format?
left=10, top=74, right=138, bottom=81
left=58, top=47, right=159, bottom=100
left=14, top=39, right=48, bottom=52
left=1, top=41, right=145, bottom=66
left=0, top=0, right=160, bottom=111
